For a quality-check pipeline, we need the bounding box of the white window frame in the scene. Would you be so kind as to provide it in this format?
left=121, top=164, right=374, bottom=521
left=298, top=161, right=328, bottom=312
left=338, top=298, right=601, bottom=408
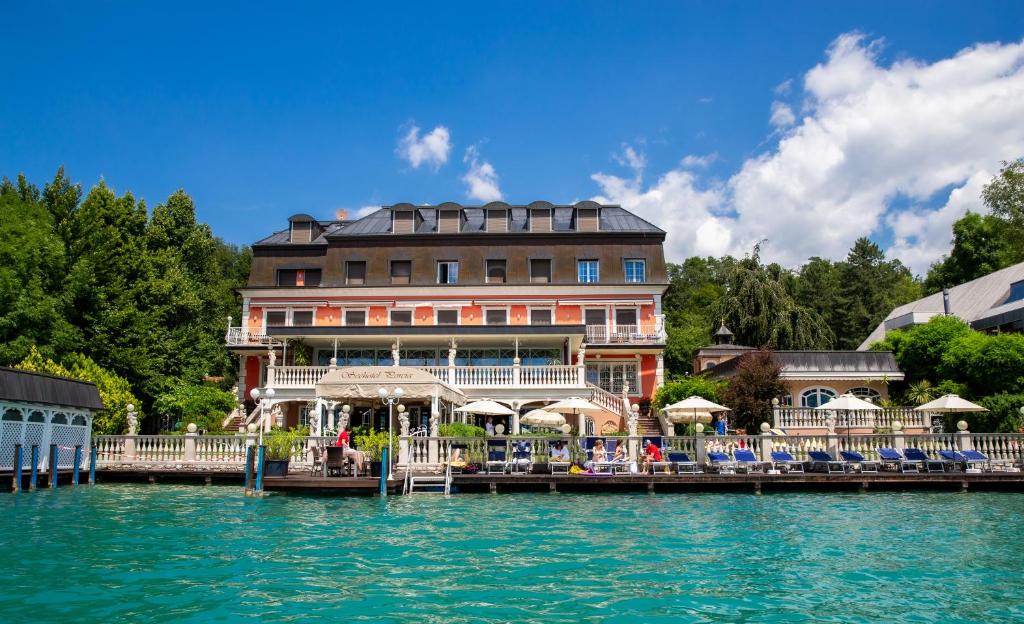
left=289, top=308, right=316, bottom=327
left=483, top=306, right=510, bottom=326
left=434, top=308, right=461, bottom=326
left=437, top=260, right=459, bottom=285
left=799, top=386, right=838, bottom=408
left=529, top=307, right=555, bottom=326
left=577, top=259, right=599, bottom=284
left=388, top=308, right=414, bottom=326
left=585, top=360, right=641, bottom=396
left=611, top=305, right=640, bottom=331
left=262, top=307, right=315, bottom=330
left=848, top=387, right=882, bottom=402
left=624, top=258, right=646, bottom=283
left=342, top=307, right=369, bottom=326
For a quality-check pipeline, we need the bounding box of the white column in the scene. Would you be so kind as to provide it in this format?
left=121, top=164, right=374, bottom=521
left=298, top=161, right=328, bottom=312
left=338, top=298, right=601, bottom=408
left=655, top=353, right=665, bottom=389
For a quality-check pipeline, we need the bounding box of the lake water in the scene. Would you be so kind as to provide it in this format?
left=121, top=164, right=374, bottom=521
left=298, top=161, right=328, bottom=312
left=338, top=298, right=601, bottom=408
left=1, top=485, right=1022, bottom=623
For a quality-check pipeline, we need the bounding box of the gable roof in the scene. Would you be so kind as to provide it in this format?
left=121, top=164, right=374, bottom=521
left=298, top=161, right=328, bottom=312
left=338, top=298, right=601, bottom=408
left=0, top=367, right=104, bottom=411
left=702, top=351, right=903, bottom=381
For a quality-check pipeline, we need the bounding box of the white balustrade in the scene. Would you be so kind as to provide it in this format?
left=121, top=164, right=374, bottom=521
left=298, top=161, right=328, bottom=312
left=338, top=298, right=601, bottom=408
left=225, top=327, right=276, bottom=346
left=774, top=407, right=932, bottom=431
left=272, top=366, right=330, bottom=388
left=970, top=434, right=1024, bottom=464
left=520, top=365, right=578, bottom=387
left=587, top=383, right=625, bottom=415
left=195, top=435, right=247, bottom=462
left=585, top=324, right=664, bottom=344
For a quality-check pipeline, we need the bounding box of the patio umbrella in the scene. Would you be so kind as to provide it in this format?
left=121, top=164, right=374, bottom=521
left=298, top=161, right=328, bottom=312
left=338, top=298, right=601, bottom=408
left=520, top=409, right=566, bottom=428
left=662, top=396, right=731, bottom=444
left=816, top=393, right=880, bottom=452
left=453, top=399, right=516, bottom=416
left=547, top=397, right=604, bottom=434
left=915, top=394, right=988, bottom=434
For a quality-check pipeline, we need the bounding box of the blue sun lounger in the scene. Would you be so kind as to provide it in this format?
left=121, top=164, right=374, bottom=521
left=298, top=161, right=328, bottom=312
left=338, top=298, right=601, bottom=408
left=808, top=450, right=845, bottom=474
left=938, top=450, right=967, bottom=471
left=667, top=451, right=699, bottom=474
left=961, top=449, right=993, bottom=472
left=840, top=450, right=879, bottom=473
left=877, top=447, right=918, bottom=473
left=707, top=451, right=735, bottom=474
left=733, top=448, right=763, bottom=473
left=903, top=448, right=945, bottom=473
left=486, top=439, right=508, bottom=474
left=770, top=450, right=805, bottom=473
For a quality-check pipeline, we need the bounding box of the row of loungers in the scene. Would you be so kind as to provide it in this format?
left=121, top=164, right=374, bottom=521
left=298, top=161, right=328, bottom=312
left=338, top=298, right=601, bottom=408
left=476, top=441, right=1014, bottom=475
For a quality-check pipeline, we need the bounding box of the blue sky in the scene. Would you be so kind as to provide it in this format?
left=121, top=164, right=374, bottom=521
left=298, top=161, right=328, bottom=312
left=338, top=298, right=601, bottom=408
left=2, top=1, right=1023, bottom=272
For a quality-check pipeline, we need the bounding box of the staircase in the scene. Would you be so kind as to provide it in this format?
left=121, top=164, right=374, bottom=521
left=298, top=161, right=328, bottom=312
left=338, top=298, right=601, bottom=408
left=222, top=407, right=245, bottom=432
left=586, top=383, right=664, bottom=436
left=636, top=414, right=663, bottom=437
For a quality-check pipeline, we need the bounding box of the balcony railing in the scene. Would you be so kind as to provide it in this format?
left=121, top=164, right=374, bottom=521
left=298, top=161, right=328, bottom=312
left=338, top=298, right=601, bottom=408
left=773, top=407, right=933, bottom=431
left=225, top=327, right=279, bottom=346
left=585, top=322, right=665, bottom=344
left=268, top=364, right=586, bottom=389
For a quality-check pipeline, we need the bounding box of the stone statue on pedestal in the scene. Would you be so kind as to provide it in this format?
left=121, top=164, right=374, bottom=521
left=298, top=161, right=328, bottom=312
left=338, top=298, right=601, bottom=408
left=429, top=410, right=440, bottom=437
left=399, top=412, right=410, bottom=436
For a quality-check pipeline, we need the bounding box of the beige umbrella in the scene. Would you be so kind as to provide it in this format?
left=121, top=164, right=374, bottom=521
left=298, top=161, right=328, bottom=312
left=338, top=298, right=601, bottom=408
left=520, top=409, right=566, bottom=428
left=547, top=397, right=604, bottom=434
left=453, top=399, right=516, bottom=416
left=914, top=394, right=988, bottom=413
left=662, top=396, right=731, bottom=432
left=816, top=393, right=880, bottom=449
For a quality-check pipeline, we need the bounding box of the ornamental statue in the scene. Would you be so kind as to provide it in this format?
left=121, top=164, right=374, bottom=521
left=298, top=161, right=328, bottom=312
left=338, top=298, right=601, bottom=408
left=126, top=407, right=138, bottom=436
left=398, top=411, right=410, bottom=436
left=429, top=410, right=440, bottom=437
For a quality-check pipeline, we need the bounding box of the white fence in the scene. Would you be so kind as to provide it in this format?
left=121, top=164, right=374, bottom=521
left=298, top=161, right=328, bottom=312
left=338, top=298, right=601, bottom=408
left=773, top=407, right=933, bottom=431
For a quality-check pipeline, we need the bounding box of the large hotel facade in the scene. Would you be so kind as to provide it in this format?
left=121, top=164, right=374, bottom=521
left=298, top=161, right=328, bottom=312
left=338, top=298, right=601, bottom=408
left=228, top=202, right=669, bottom=437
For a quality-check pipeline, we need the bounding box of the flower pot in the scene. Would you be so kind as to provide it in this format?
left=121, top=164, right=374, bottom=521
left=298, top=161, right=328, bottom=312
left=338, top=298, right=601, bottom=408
left=369, top=461, right=382, bottom=477
left=262, top=459, right=290, bottom=477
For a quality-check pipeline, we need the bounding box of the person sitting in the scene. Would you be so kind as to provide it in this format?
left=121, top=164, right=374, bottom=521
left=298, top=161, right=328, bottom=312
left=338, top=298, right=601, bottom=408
left=449, top=446, right=467, bottom=468
left=640, top=439, right=663, bottom=474
left=550, top=440, right=570, bottom=462
left=334, top=425, right=366, bottom=475
left=585, top=439, right=607, bottom=470
left=485, top=416, right=495, bottom=437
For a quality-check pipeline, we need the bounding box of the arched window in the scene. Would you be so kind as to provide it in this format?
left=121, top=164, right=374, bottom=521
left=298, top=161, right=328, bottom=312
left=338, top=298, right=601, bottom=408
left=2, top=408, right=23, bottom=421
left=849, top=387, right=881, bottom=403
left=800, top=387, right=837, bottom=408
left=28, top=410, right=46, bottom=423
left=777, top=394, right=793, bottom=407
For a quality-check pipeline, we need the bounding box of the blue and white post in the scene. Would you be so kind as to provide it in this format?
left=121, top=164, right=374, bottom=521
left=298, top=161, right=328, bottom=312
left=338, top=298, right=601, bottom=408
left=49, top=444, right=59, bottom=489
left=29, top=445, right=39, bottom=491
left=254, top=445, right=265, bottom=496
left=72, top=445, right=82, bottom=486
left=89, top=446, right=97, bottom=485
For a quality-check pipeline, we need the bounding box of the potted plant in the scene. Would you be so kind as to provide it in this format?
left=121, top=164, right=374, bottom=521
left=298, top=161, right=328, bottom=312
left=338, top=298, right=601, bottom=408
left=354, top=430, right=396, bottom=477
left=262, top=428, right=298, bottom=477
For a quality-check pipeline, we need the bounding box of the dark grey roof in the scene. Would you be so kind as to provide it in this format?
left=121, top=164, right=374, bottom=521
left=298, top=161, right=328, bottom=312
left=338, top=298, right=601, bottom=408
left=702, top=351, right=902, bottom=379
left=253, top=202, right=664, bottom=245
left=0, top=367, right=104, bottom=411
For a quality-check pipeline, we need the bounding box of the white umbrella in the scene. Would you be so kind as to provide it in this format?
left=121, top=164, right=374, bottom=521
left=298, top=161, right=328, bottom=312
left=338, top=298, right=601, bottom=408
left=662, top=396, right=731, bottom=434
left=454, top=399, right=516, bottom=416
left=914, top=394, right=988, bottom=413
left=520, top=409, right=566, bottom=428
left=547, top=397, right=604, bottom=435
left=815, top=393, right=881, bottom=412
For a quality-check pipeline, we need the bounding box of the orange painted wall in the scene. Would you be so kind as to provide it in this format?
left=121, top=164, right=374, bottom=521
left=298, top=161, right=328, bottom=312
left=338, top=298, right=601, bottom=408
left=244, top=356, right=261, bottom=394
left=640, top=305, right=654, bottom=324
left=639, top=354, right=656, bottom=397
left=248, top=308, right=262, bottom=331
left=510, top=305, right=528, bottom=325
left=316, top=306, right=340, bottom=326
left=461, top=305, right=483, bottom=325
left=415, top=306, right=433, bottom=325
left=556, top=305, right=581, bottom=324
left=368, top=306, right=388, bottom=326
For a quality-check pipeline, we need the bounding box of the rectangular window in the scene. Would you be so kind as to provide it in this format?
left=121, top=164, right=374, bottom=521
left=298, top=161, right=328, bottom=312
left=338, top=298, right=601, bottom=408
left=577, top=259, right=599, bottom=283
left=486, top=259, right=507, bottom=284
left=291, top=310, right=314, bottom=326
left=390, top=260, right=411, bottom=284
left=530, top=259, right=551, bottom=283
left=303, top=269, right=322, bottom=287
left=585, top=362, right=640, bottom=395
left=584, top=308, right=606, bottom=326
left=437, top=261, right=459, bottom=284
left=485, top=309, right=508, bottom=325
left=346, top=261, right=366, bottom=285
left=530, top=308, right=552, bottom=325
left=623, top=259, right=646, bottom=283
left=266, top=311, right=287, bottom=327
left=390, top=310, right=413, bottom=326
left=436, top=309, right=459, bottom=325
left=615, top=308, right=638, bottom=327
left=344, top=309, right=366, bottom=326
left=277, top=269, right=298, bottom=287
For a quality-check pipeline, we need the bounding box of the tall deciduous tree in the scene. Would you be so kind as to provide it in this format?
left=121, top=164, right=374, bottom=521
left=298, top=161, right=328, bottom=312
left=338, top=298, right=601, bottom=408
left=982, top=158, right=1024, bottom=258
left=722, top=350, right=787, bottom=432
left=924, top=212, right=1012, bottom=292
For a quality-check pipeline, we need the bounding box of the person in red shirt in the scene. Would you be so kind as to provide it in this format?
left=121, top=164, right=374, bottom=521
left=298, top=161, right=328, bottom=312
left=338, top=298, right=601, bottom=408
left=641, top=439, right=662, bottom=473
left=334, top=425, right=364, bottom=475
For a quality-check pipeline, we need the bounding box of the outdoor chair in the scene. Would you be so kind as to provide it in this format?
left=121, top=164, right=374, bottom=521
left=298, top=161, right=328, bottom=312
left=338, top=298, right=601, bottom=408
left=448, top=444, right=469, bottom=475
left=668, top=451, right=699, bottom=474
left=486, top=440, right=509, bottom=475
left=733, top=448, right=764, bottom=473
left=876, top=448, right=918, bottom=473
left=770, top=450, right=805, bottom=473
left=548, top=445, right=571, bottom=475
left=839, top=450, right=879, bottom=473
left=903, top=448, right=945, bottom=473
left=324, top=446, right=348, bottom=477
left=510, top=441, right=532, bottom=475
left=808, top=450, right=845, bottom=474
left=938, top=450, right=967, bottom=472
left=961, top=449, right=992, bottom=472
left=707, top=451, right=736, bottom=474
left=309, top=445, right=325, bottom=476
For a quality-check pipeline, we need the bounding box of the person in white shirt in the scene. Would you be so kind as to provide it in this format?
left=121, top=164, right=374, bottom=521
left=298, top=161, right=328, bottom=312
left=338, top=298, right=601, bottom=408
left=485, top=417, right=495, bottom=436
left=551, top=440, right=570, bottom=462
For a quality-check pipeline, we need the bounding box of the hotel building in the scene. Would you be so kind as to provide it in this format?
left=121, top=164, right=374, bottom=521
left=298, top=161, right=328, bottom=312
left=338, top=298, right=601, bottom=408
left=227, top=201, right=669, bottom=436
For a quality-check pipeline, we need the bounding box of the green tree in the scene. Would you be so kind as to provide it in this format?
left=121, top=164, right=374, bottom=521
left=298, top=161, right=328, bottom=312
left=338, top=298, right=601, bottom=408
left=903, top=380, right=936, bottom=406
left=793, top=257, right=840, bottom=330
left=651, top=376, right=728, bottom=410
left=982, top=158, right=1024, bottom=259
left=711, top=246, right=832, bottom=349
left=939, top=332, right=1024, bottom=397
left=722, top=350, right=787, bottom=432
left=924, top=212, right=1012, bottom=292
left=151, top=382, right=238, bottom=433
left=870, top=316, right=972, bottom=385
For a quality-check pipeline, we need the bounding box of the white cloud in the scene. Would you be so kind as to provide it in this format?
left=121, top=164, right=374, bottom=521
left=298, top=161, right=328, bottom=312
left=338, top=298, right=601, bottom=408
left=592, top=33, right=1024, bottom=273
left=769, top=101, right=796, bottom=128
left=681, top=153, right=717, bottom=168
left=462, top=146, right=502, bottom=202
left=614, top=144, right=646, bottom=180
left=396, top=124, right=451, bottom=170
left=774, top=79, right=793, bottom=95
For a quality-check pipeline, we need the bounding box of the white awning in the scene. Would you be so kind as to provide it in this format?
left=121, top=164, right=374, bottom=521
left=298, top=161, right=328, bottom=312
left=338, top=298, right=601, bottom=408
left=315, top=366, right=465, bottom=405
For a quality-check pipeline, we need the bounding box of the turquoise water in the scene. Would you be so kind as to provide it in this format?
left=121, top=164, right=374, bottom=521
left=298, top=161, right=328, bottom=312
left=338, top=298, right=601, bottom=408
left=2, top=486, right=1023, bottom=623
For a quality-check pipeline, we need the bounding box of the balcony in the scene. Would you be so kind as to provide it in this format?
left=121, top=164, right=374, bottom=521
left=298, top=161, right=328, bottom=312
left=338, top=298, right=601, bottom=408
left=270, top=364, right=586, bottom=389
left=773, top=407, right=933, bottom=432
left=225, top=327, right=280, bottom=346
left=585, top=322, right=665, bottom=345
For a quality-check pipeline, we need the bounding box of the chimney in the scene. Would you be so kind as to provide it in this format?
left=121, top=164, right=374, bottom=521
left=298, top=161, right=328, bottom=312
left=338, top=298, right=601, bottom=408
left=942, top=288, right=951, bottom=315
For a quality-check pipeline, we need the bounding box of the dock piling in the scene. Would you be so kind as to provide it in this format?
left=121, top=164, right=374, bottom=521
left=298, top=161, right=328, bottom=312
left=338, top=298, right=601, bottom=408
left=244, top=445, right=254, bottom=496
left=73, top=445, right=82, bottom=486
left=379, top=448, right=388, bottom=496
left=12, top=444, right=22, bottom=493
left=89, top=446, right=97, bottom=485
left=254, top=445, right=265, bottom=496
left=49, top=444, right=59, bottom=489
left=29, top=445, right=38, bottom=491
